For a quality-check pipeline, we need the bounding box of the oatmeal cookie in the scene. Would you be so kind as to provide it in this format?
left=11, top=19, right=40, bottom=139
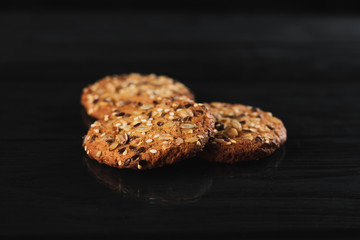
left=198, top=102, right=286, bottom=163
left=81, top=73, right=195, bottom=119
left=83, top=97, right=215, bottom=170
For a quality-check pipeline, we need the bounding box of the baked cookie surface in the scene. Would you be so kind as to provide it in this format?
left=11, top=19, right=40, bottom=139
left=198, top=102, right=287, bottom=163
left=81, top=73, right=195, bottom=119
left=83, top=97, right=215, bottom=170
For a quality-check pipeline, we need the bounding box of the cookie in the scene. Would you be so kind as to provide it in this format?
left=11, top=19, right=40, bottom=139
left=83, top=97, right=215, bottom=170
left=198, top=102, right=287, bottom=163
left=81, top=73, right=195, bottom=119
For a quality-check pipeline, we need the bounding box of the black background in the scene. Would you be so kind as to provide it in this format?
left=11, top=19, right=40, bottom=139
left=1, top=2, right=360, bottom=239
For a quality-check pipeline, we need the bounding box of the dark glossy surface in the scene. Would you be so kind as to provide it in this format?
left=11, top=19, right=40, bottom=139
left=1, top=9, right=360, bottom=239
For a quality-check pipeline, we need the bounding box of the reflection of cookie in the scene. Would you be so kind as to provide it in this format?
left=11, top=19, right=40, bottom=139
left=199, top=102, right=287, bottom=163
left=81, top=73, right=195, bottom=119
left=83, top=97, right=215, bottom=170
left=208, top=146, right=285, bottom=179
left=84, top=156, right=212, bottom=204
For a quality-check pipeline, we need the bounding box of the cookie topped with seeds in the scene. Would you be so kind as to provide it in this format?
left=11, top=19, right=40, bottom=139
left=198, top=102, right=286, bottom=163
left=81, top=73, right=195, bottom=119
left=83, top=97, right=215, bottom=170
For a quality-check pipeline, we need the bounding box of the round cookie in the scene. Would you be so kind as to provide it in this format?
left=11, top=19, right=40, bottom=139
left=81, top=73, right=195, bottom=119
left=198, top=102, right=287, bottom=163
left=83, top=97, right=215, bottom=170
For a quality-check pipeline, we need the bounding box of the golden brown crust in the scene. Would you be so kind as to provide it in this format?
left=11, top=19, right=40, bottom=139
left=81, top=73, right=195, bottom=119
left=83, top=97, right=215, bottom=170
left=198, top=102, right=287, bottom=163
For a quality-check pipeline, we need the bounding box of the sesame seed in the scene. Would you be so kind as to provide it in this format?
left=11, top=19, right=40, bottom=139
left=146, top=139, right=153, bottom=143
left=157, top=108, right=163, bottom=112
left=150, top=149, right=157, bottom=153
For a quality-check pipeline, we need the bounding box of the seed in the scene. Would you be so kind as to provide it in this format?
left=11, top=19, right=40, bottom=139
left=157, top=121, right=164, bottom=126
left=117, top=132, right=128, bottom=145
left=118, top=147, right=126, bottom=154
left=146, top=139, right=153, bottom=143
left=176, top=104, right=184, bottom=110
left=185, top=103, right=192, bottom=108
left=215, top=138, right=225, bottom=143
left=131, top=154, right=140, bottom=161
left=129, top=145, right=136, bottom=150
left=181, top=123, right=196, bottom=129
left=157, top=108, right=163, bottom=112
left=153, top=100, right=159, bottom=105
left=150, top=149, right=157, bottom=153
left=135, top=125, right=152, bottom=133
left=106, top=139, right=114, bottom=144
left=128, top=135, right=137, bottom=142
left=114, top=112, right=125, bottom=117
left=215, top=123, right=225, bottom=131
left=108, top=142, right=119, bottom=150
left=172, top=118, right=181, bottom=122
left=223, top=136, right=231, bottom=142
left=159, top=134, right=173, bottom=140
left=136, top=147, right=146, bottom=153
left=93, top=99, right=99, bottom=104
left=256, top=136, right=263, bottom=141
left=195, top=110, right=204, bottom=114
left=96, top=151, right=102, bottom=157
left=178, top=109, right=193, bottom=118
left=196, top=141, right=201, bottom=146
left=176, top=138, right=184, bottom=145
left=230, top=119, right=242, bottom=130
left=163, top=122, right=174, bottom=128
left=134, top=122, right=141, bottom=127
left=242, top=129, right=252, bottom=132
left=267, top=125, right=274, bottom=130
left=162, top=145, right=170, bottom=150
left=118, top=160, right=122, bottom=166
left=123, top=149, right=128, bottom=155
left=124, top=158, right=131, bottom=166
left=183, top=116, right=192, bottom=122
left=225, top=128, right=238, bottom=138
left=239, top=120, right=246, bottom=124
left=90, top=135, right=98, bottom=142
left=242, top=133, right=253, bottom=141
left=132, top=110, right=142, bottom=115
left=141, top=104, right=153, bottom=110
left=185, top=137, right=198, bottom=143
